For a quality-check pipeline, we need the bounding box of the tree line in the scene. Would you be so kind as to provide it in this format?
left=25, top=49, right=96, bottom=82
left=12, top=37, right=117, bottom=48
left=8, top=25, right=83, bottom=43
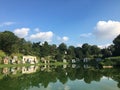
left=0, top=31, right=120, bottom=62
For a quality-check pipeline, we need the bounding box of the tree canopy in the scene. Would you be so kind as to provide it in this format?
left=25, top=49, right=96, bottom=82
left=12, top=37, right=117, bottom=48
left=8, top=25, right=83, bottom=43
left=113, top=34, right=120, bottom=56
left=0, top=31, right=120, bottom=62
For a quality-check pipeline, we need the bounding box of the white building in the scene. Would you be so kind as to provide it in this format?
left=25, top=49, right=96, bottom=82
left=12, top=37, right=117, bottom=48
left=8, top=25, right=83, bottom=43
left=22, top=56, right=38, bottom=64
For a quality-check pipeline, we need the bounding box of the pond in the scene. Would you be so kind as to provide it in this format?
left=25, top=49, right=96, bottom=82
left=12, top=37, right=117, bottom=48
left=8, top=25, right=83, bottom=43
left=0, top=64, right=120, bottom=90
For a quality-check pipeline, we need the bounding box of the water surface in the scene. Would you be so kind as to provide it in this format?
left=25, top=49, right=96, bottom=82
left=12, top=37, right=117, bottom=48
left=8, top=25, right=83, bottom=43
left=0, top=64, right=120, bottom=90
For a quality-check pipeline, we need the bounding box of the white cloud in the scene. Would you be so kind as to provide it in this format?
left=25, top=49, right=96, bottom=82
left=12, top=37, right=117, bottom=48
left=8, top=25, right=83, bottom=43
left=62, top=36, right=69, bottom=41
left=98, top=43, right=111, bottom=49
left=30, top=31, right=53, bottom=42
left=94, top=20, right=120, bottom=40
left=14, top=28, right=30, bottom=38
left=77, top=44, right=82, bottom=47
left=57, top=36, right=69, bottom=42
left=77, top=43, right=111, bottom=49
left=34, top=28, right=40, bottom=32
left=0, top=22, right=15, bottom=27
left=80, top=33, right=92, bottom=37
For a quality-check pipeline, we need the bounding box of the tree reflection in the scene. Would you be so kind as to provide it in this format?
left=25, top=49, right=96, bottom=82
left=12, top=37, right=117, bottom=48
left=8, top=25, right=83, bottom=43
left=0, top=65, right=120, bottom=90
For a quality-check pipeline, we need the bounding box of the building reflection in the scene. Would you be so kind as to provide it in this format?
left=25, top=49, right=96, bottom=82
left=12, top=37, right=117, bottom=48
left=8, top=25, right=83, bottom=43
left=22, top=66, right=38, bottom=74
left=1, top=66, right=39, bottom=75
left=0, top=64, right=120, bottom=89
left=0, top=65, right=58, bottom=76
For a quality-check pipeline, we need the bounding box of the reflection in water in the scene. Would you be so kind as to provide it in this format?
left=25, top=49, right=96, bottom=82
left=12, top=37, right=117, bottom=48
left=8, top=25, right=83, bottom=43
left=22, top=66, right=38, bottom=74
left=1, top=66, right=39, bottom=75
left=0, top=64, right=120, bottom=90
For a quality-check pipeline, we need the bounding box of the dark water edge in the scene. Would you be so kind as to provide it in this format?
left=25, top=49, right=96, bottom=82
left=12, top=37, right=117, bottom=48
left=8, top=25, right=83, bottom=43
left=0, top=64, right=120, bottom=90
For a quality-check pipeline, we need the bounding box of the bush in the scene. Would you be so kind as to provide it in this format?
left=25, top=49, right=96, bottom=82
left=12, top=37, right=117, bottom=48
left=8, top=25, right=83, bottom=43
left=11, top=53, right=23, bottom=59
left=0, top=50, right=6, bottom=64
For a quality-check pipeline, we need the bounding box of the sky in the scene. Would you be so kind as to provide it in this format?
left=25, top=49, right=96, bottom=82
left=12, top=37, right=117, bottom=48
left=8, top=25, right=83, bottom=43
left=0, top=0, right=120, bottom=48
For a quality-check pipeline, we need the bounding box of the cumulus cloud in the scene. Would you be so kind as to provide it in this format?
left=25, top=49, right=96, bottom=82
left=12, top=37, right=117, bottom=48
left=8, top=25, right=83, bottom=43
left=94, top=20, right=120, bottom=40
left=0, top=22, right=15, bottom=27
left=29, top=31, right=53, bottom=42
left=14, top=28, right=30, bottom=38
left=57, top=36, right=69, bottom=42
left=34, top=28, right=40, bottom=32
left=62, top=36, right=69, bottom=41
left=98, top=43, right=111, bottom=49
left=80, top=33, right=92, bottom=38
left=77, top=44, right=82, bottom=47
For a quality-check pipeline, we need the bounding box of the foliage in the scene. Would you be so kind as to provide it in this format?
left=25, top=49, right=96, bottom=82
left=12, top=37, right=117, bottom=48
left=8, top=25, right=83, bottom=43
left=0, top=50, right=6, bottom=58
left=75, top=47, right=83, bottom=59
left=0, top=50, right=6, bottom=64
left=101, top=48, right=112, bottom=58
left=113, top=34, right=120, bottom=56
left=0, top=30, right=120, bottom=65
left=11, top=53, right=23, bottom=60
left=58, top=43, right=67, bottom=55
left=0, top=31, right=19, bottom=54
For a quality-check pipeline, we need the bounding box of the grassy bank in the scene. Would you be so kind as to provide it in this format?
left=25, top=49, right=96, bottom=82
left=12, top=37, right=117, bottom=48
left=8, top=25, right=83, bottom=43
left=100, top=56, right=120, bottom=66
left=0, top=62, right=68, bottom=68
left=107, top=56, right=120, bottom=59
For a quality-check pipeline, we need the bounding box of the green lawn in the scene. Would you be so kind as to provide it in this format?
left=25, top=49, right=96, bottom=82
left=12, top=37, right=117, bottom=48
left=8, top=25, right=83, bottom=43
left=0, top=62, right=68, bottom=68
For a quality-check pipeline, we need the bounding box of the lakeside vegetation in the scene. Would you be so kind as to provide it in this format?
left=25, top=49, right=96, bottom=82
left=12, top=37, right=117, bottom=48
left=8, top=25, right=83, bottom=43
left=0, top=31, right=120, bottom=66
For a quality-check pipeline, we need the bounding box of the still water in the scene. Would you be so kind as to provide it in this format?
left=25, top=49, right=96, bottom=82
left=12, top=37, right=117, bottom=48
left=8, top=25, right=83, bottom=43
left=0, top=64, right=120, bottom=90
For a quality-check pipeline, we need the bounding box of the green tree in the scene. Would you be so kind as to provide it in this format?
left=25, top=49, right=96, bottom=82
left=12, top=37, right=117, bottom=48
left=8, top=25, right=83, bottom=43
left=49, top=44, right=57, bottom=59
left=75, top=47, right=83, bottom=59
left=82, top=43, right=91, bottom=57
left=101, top=48, right=112, bottom=58
left=41, top=41, right=50, bottom=57
left=108, top=45, right=115, bottom=56
left=58, top=43, right=67, bottom=55
left=90, top=45, right=101, bottom=57
left=67, top=46, right=76, bottom=59
left=0, top=50, right=6, bottom=64
left=32, top=42, right=41, bottom=57
left=113, top=34, right=120, bottom=56
left=21, top=41, right=33, bottom=55
left=0, top=31, right=19, bottom=54
left=10, top=38, right=23, bottom=53
left=55, top=53, right=63, bottom=61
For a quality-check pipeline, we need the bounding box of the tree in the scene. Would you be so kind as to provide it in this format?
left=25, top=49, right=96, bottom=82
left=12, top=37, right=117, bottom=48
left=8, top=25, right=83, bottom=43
left=0, top=31, right=19, bottom=54
left=21, top=41, right=33, bottom=55
left=82, top=43, right=91, bottom=57
left=75, top=47, right=83, bottom=59
left=32, top=42, right=41, bottom=56
left=55, top=53, right=63, bottom=61
left=49, top=44, right=57, bottom=58
left=0, top=50, right=6, bottom=64
left=40, top=41, right=50, bottom=57
left=90, top=45, right=101, bottom=57
left=101, top=48, right=112, bottom=58
left=67, top=46, right=76, bottom=59
left=113, top=34, right=120, bottom=56
left=107, top=45, right=115, bottom=56
left=58, top=43, right=67, bottom=55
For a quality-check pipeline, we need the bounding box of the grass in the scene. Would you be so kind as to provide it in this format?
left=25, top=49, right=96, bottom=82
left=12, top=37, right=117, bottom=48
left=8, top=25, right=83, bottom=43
left=0, top=62, right=68, bottom=68
left=0, top=63, right=32, bottom=68
left=108, top=56, right=120, bottom=59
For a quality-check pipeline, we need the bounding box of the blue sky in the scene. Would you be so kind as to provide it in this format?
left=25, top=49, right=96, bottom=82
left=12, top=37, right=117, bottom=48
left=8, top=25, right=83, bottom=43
left=0, top=0, right=120, bottom=48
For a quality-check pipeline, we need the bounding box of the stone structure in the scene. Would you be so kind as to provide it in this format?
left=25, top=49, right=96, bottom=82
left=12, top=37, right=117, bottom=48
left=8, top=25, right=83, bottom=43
left=22, top=56, right=38, bottom=64
left=3, top=57, right=9, bottom=64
